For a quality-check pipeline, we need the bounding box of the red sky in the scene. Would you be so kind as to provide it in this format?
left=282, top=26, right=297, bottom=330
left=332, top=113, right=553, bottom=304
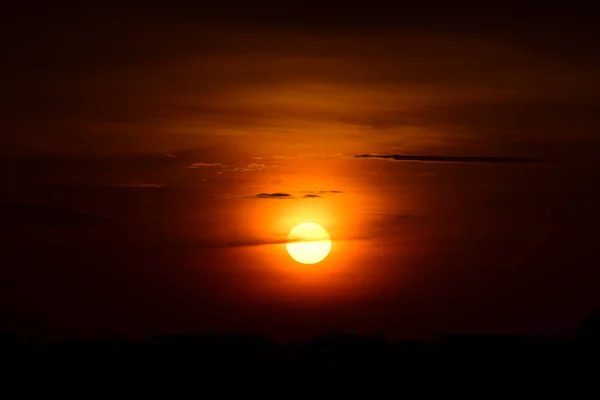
left=1, top=2, right=599, bottom=340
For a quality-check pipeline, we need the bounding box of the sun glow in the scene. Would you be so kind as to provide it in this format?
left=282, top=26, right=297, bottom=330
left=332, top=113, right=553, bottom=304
left=286, top=222, right=332, bottom=264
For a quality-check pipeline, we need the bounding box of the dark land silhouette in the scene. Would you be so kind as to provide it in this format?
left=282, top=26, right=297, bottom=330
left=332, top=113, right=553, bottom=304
left=2, top=312, right=599, bottom=382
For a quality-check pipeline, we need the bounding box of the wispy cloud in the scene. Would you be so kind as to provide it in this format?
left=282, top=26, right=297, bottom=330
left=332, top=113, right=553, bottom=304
left=300, top=190, right=343, bottom=194
left=353, top=153, right=543, bottom=164
left=223, top=163, right=267, bottom=172
left=259, top=153, right=345, bottom=160
left=189, top=162, right=222, bottom=168
left=189, top=162, right=287, bottom=171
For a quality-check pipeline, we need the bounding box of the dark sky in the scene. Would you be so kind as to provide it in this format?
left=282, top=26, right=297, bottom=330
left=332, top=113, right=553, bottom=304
left=1, top=1, right=599, bottom=340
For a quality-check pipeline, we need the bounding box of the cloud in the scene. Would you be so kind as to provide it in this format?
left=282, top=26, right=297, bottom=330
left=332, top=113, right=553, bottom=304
left=189, top=162, right=222, bottom=168
left=0, top=203, right=110, bottom=228
left=189, top=162, right=287, bottom=172
left=269, top=154, right=345, bottom=160
left=247, top=193, right=292, bottom=199
left=3, top=8, right=597, bottom=161
left=225, top=163, right=266, bottom=172
left=245, top=190, right=342, bottom=199
left=298, top=190, right=344, bottom=198
left=194, top=232, right=378, bottom=250
left=164, top=153, right=178, bottom=158
left=353, top=153, right=543, bottom=164
left=222, top=163, right=287, bottom=172
left=195, top=236, right=328, bottom=250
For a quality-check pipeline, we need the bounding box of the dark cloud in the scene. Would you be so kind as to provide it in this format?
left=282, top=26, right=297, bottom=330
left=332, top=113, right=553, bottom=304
left=353, top=154, right=543, bottom=164
left=249, top=193, right=292, bottom=199
left=0, top=203, right=110, bottom=228
left=245, top=190, right=342, bottom=199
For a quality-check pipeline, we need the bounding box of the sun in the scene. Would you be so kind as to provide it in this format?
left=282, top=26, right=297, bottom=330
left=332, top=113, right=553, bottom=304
left=286, top=222, right=332, bottom=264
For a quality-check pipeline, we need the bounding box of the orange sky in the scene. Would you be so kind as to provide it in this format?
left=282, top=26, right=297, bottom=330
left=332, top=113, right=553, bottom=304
left=1, top=2, right=599, bottom=340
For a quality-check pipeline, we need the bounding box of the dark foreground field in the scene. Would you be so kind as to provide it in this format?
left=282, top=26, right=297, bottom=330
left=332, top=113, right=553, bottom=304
left=2, top=330, right=599, bottom=383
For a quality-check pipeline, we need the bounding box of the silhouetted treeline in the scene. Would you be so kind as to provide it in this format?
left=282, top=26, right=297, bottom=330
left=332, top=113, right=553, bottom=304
left=1, top=330, right=598, bottom=376
left=1, top=312, right=599, bottom=383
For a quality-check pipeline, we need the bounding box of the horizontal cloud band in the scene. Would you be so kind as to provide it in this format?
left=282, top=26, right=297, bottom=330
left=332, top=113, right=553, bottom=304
left=353, top=153, right=543, bottom=164
left=245, top=191, right=343, bottom=199
left=195, top=234, right=371, bottom=250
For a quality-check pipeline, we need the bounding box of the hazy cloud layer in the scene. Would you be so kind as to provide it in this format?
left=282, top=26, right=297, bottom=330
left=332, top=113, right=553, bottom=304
left=353, top=153, right=543, bottom=164
left=3, top=4, right=597, bottom=158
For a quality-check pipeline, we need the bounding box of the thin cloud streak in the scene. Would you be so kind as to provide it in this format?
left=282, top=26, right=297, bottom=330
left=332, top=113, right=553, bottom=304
left=194, top=234, right=377, bottom=250
left=247, top=193, right=292, bottom=199
left=244, top=191, right=343, bottom=199
left=189, top=162, right=222, bottom=168
left=353, top=153, right=544, bottom=164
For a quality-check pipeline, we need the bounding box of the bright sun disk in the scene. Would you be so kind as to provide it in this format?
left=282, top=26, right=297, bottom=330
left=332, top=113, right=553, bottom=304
left=286, top=222, right=332, bottom=264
